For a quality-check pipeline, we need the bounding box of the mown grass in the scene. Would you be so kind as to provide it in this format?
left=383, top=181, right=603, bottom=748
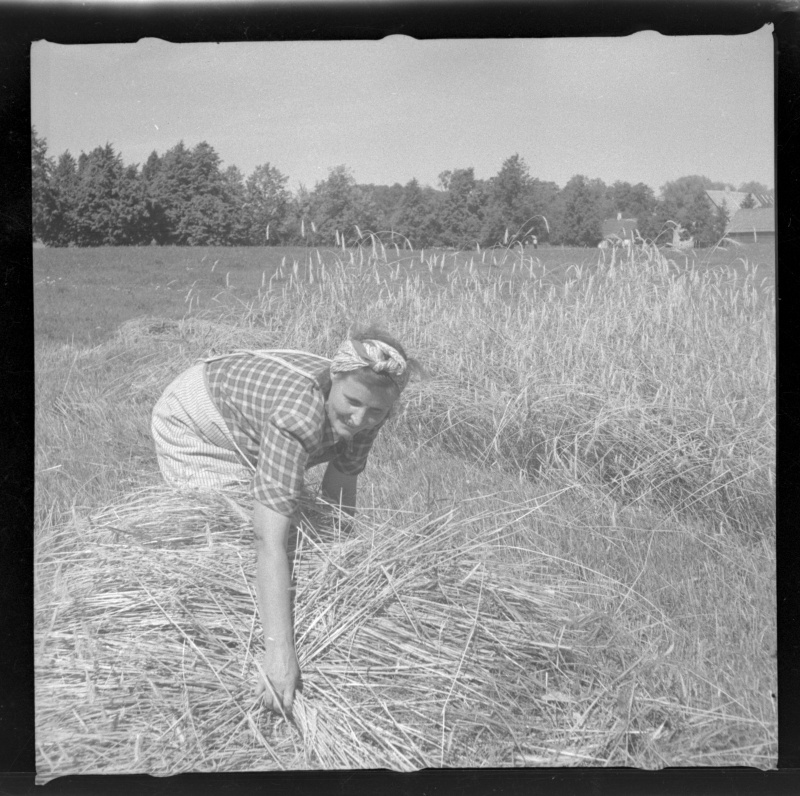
left=34, top=240, right=775, bottom=776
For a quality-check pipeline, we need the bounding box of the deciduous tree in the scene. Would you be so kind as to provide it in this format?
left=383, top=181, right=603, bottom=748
left=115, top=163, right=150, bottom=245
left=221, top=165, right=250, bottom=245
left=479, top=154, right=532, bottom=246
left=738, top=181, right=770, bottom=195
left=659, top=175, right=729, bottom=247
left=32, top=127, right=57, bottom=244
left=141, top=150, right=168, bottom=244
left=308, top=165, right=377, bottom=245
left=47, top=152, right=80, bottom=246
left=393, top=178, right=441, bottom=248
left=360, top=182, right=405, bottom=234
left=437, top=167, right=484, bottom=248
left=244, top=163, right=290, bottom=245
left=147, top=141, right=241, bottom=245
left=145, top=141, right=191, bottom=244
left=552, top=174, right=609, bottom=246
left=605, top=181, right=656, bottom=221
left=526, top=179, right=559, bottom=243
left=71, top=144, right=148, bottom=246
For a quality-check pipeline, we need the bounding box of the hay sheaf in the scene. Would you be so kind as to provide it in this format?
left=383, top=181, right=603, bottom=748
left=35, top=487, right=604, bottom=779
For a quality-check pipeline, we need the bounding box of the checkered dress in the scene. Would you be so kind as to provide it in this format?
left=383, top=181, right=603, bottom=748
left=204, top=350, right=382, bottom=515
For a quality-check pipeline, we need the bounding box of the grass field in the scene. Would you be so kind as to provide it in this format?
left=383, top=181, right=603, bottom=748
left=34, top=240, right=776, bottom=778
left=33, top=241, right=775, bottom=345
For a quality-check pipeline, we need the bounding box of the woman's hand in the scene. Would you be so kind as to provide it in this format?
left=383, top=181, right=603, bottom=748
left=320, top=464, right=358, bottom=516
left=255, top=643, right=301, bottom=716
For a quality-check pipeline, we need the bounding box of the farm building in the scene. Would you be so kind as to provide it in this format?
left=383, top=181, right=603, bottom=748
left=725, top=207, right=775, bottom=244
left=601, top=214, right=638, bottom=242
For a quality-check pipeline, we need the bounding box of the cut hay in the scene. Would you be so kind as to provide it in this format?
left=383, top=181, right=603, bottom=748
left=36, top=486, right=615, bottom=779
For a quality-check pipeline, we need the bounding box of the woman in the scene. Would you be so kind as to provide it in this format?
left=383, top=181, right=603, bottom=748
left=151, top=328, right=418, bottom=717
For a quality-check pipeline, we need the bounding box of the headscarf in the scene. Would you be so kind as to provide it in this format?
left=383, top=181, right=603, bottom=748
left=330, top=338, right=410, bottom=392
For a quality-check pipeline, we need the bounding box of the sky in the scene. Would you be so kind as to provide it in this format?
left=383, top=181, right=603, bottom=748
left=31, top=30, right=774, bottom=195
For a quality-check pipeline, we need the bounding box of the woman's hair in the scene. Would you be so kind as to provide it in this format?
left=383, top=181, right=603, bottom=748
left=346, top=325, right=423, bottom=391
left=351, top=325, right=409, bottom=361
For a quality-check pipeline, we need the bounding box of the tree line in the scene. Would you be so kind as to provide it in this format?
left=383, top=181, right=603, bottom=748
left=32, top=128, right=766, bottom=249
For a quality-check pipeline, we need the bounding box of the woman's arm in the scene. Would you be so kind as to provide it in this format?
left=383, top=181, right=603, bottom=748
left=321, top=463, right=358, bottom=516
left=252, top=501, right=301, bottom=715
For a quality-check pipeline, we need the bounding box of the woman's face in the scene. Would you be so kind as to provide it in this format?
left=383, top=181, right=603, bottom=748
left=326, top=373, right=396, bottom=440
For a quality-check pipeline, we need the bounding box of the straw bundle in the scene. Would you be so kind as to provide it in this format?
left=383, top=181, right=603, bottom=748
left=35, top=486, right=601, bottom=779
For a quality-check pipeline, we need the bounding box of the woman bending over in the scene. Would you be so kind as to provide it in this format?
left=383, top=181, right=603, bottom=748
left=151, top=327, right=419, bottom=717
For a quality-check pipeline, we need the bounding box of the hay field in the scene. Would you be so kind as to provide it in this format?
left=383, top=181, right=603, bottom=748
left=35, top=241, right=776, bottom=779
left=32, top=241, right=774, bottom=345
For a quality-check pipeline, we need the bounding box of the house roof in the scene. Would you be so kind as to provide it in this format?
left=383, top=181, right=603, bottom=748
left=750, top=191, right=774, bottom=207
left=706, top=189, right=775, bottom=213
left=706, top=190, right=749, bottom=213
left=601, top=218, right=638, bottom=238
left=726, top=207, right=775, bottom=235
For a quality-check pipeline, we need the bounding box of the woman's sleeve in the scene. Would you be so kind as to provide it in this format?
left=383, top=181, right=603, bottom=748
left=253, top=395, right=325, bottom=516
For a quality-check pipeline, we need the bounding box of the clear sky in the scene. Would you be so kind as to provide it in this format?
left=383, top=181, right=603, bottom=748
left=31, top=30, right=774, bottom=195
